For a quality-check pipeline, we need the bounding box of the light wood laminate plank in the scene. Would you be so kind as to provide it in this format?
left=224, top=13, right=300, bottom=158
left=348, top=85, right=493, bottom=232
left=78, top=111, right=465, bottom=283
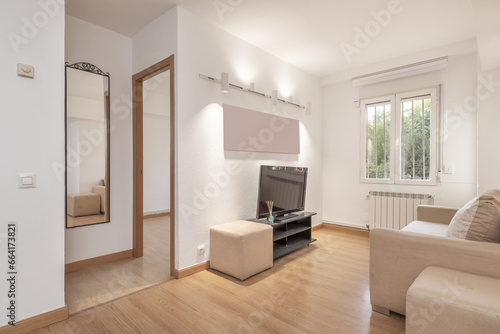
left=64, top=215, right=171, bottom=315
left=35, top=228, right=404, bottom=333
left=0, top=306, right=68, bottom=334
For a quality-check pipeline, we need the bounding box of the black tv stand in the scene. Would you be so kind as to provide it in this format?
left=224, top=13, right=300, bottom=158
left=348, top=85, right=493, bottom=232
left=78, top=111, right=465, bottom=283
left=249, top=212, right=317, bottom=259
left=274, top=213, right=298, bottom=221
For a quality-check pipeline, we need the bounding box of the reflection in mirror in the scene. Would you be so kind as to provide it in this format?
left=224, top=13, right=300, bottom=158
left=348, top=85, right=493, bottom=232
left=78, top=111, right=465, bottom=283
left=65, top=62, right=110, bottom=228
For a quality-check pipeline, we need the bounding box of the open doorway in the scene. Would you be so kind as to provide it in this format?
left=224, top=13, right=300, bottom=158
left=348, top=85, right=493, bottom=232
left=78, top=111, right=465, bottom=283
left=133, top=56, right=176, bottom=278
left=64, top=56, right=176, bottom=315
left=142, top=69, right=170, bottom=275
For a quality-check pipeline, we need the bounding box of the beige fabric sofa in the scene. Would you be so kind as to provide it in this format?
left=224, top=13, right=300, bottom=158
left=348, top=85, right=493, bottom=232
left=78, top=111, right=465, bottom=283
left=92, top=185, right=106, bottom=213
left=406, top=266, right=500, bottom=333
left=370, top=205, right=500, bottom=316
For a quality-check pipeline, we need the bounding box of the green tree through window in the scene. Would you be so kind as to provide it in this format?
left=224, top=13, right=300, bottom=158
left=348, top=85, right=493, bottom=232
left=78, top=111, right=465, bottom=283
left=401, top=97, right=431, bottom=180
left=361, top=88, right=437, bottom=184
left=366, top=102, right=391, bottom=179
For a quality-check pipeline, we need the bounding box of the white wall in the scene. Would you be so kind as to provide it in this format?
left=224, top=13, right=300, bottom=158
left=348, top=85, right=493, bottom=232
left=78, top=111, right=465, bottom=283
left=131, top=8, right=178, bottom=74
left=0, top=0, right=65, bottom=324
left=143, top=116, right=170, bottom=214
left=132, top=9, right=177, bottom=216
left=65, top=16, right=133, bottom=263
left=66, top=118, right=105, bottom=194
left=132, top=7, right=179, bottom=267
left=176, top=8, right=323, bottom=269
left=143, top=71, right=170, bottom=214
left=76, top=119, right=106, bottom=193
left=67, top=121, right=80, bottom=194
left=322, top=49, right=478, bottom=228
left=478, top=68, right=500, bottom=192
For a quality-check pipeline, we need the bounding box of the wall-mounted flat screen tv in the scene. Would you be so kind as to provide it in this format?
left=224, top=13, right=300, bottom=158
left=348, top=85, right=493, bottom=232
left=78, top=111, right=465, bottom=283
left=256, top=165, right=308, bottom=220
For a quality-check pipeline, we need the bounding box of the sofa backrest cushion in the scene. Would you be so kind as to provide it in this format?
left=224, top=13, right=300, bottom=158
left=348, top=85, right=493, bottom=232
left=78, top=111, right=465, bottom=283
left=403, top=220, right=449, bottom=237
left=447, top=189, right=500, bottom=243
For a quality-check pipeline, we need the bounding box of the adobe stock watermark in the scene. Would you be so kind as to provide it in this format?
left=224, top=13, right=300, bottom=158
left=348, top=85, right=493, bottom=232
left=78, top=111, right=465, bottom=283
left=407, top=277, right=466, bottom=333
left=63, top=265, right=139, bottom=332
left=51, top=93, right=132, bottom=183
left=51, top=68, right=169, bottom=183
left=235, top=235, right=336, bottom=333
left=213, top=0, right=244, bottom=21
left=179, top=112, right=293, bottom=225
left=339, top=0, right=404, bottom=64
left=423, top=73, right=500, bottom=169
left=7, top=0, right=68, bottom=54
left=446, top=73, right=500, bottom=131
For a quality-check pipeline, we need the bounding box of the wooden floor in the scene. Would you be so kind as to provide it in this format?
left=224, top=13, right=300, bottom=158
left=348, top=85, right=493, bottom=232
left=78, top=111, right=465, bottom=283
left=33, top=226, right=405, bottom=333
left=65, top=215, right=171, bottom=314
left=67, top=214, right=106, bottom=228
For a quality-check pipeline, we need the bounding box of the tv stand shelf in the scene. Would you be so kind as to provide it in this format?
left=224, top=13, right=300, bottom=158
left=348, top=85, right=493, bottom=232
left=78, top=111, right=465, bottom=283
left=249, top=212, right=317, bottom=260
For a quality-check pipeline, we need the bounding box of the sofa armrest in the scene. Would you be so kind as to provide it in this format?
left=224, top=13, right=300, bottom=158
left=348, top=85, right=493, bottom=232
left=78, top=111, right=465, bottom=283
left=416, top=205, right=458, bottom=225
left=370, top=228, right=500, bottom=316
left=92, top=185, right=106, bottom=213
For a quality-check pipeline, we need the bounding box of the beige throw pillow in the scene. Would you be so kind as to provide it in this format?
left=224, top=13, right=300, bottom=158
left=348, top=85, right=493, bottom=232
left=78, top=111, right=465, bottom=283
left=447, top=189, right=500, bottom=242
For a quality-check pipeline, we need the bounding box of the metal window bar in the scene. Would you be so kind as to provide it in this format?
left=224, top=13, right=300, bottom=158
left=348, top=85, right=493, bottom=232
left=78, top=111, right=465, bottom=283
left=401, top=96, right=431, bottom=181
left=374, top=107, right=378, bottom=178
left=401, top=104, right=405, bottom=179
left=366, top=102, right=391, bottom=180
left=422, top=98, right=426, bottom=179
left=412, top=100, right=415, bottom=180
left=366, top=111, right=369, bottom=178
left=383, top=104, right=387, bottom=179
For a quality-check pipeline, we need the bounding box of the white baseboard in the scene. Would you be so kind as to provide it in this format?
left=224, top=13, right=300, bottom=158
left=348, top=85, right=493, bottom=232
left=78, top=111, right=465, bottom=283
left=322, top=220, right=369, bottom=231
left=143, top=209, right=170, bottom=216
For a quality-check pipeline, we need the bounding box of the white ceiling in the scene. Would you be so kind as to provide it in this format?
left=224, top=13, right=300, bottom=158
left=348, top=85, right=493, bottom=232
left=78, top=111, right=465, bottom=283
left=66, top=0, right=497, bottom=77
left=66, top=0, right=177, bottom=37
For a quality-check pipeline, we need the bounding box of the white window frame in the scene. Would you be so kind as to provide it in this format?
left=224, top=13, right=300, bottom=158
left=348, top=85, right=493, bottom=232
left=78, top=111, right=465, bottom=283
left=360, top=87, right=439, bottom=185
left=395, top=87, right=438, bottom=185
left=360, top=95, right=395, bottom=184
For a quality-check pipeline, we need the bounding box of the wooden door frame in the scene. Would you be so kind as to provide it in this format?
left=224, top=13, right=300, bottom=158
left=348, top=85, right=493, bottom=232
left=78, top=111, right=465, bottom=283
left=132, top=55, right=176, bottom=278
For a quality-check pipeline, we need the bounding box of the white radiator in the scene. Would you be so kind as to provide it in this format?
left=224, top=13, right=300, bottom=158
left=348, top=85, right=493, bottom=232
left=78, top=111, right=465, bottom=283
left=369, top=191, right=434, bottom=230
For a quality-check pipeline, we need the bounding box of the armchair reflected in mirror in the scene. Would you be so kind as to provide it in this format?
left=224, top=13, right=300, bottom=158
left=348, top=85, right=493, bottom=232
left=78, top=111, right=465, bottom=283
left=65, top=62, right=110, bottom=228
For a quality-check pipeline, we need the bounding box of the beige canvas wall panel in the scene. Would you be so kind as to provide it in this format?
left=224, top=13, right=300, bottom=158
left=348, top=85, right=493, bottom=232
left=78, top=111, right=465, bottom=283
left=223, top=104, right=300, bottom=154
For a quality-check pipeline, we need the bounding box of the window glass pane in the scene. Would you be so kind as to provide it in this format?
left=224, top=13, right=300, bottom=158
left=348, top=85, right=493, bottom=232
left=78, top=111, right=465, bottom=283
left=424, top=98, right=431, bottom=178
left=400, top=96, right=431, bottom=180
left=384, top=104, right=391, bottom=179
left=366, top=106, right=376, bottom=178
left=365, top=102, right=390, bottom=179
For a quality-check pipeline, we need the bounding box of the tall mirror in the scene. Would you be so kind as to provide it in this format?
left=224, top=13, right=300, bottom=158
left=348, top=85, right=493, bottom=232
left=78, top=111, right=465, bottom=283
left=65, top=62, right=110, bottom=228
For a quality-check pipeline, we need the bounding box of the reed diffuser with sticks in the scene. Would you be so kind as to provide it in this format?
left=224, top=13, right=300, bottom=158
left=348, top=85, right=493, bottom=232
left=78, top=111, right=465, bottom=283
left=266, top=200, right=274, bottom=224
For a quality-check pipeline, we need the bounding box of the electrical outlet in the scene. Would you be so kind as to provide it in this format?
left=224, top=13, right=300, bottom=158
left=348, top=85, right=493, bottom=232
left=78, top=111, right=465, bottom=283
left=444, top=164, right=454, bottom=174
left=197, top=245, right=205, bottom=255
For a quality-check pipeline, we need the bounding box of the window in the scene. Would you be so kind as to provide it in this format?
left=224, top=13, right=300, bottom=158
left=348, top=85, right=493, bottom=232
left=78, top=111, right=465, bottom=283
left=361, top=88, right=438, bottom=185
left=363, top=96, right=393, bottom=182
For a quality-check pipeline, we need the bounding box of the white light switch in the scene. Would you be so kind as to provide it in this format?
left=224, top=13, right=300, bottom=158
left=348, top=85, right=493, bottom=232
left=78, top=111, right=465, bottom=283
left=21, top=177, right=33, bottom=185
left=18, top=173, right=36, bottom=188
left=17, top=63, right=34, bottom=78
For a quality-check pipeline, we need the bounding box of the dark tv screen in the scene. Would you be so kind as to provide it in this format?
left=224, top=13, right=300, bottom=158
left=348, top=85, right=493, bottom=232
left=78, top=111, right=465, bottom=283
left=256, top=166, right=308, bottom=219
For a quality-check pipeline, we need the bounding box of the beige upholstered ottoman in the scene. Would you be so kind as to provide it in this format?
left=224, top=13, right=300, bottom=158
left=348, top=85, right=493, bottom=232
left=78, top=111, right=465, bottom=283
left=210, top=220, right=273, bottom=280
left=67, top=193, right=101, bottom=217
left=407, top=266, right=500, bottom=334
